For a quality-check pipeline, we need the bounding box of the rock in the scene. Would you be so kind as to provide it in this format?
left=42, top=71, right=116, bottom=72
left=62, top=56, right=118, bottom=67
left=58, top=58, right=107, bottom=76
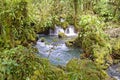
left=58, top=32, right=66, bottom=38
left=40, top=37, right=46, bottom=42
left=65, top=39, right=75, bottom=47
left=105, top=27, right=120, bottom=38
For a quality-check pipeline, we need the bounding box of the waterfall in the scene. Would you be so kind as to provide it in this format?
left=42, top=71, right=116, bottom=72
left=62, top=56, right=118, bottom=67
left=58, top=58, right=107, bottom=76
left=49, top=25, right=78, bottom=36
left=49, top=25, right=64, bottom=35
left=65, top=25, right=77, bottom=36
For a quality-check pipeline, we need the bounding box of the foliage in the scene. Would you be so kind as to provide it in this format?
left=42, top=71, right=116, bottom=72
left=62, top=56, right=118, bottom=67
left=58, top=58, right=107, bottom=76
left=93, top=0, right=114, bottom=21
left=0, top=0, right=120, bottom=80
left=0, top=0, right=36, bottom=48
left=66, top=58, right=113, bottom=80
left=0, top=46, right=66, bottom=80
left=111, top=38, right=120, bottom=59
left=0, top=46, right=114, bottom=80
left=75, top=15, right=112, bottom=65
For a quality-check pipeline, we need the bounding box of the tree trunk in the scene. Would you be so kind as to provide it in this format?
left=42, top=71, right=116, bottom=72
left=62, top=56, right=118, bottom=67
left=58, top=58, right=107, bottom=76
left=74, top=0, right=78, bottom=28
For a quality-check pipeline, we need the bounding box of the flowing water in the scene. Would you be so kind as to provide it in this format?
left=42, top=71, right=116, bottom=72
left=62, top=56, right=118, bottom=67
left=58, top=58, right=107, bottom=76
left=49, top=25, right=78, bottom=36
left=36, top=35, right=81, bottom=65
left=107, top=63, right=120, bottom=80
left=36, top=25, right=120, bottom=79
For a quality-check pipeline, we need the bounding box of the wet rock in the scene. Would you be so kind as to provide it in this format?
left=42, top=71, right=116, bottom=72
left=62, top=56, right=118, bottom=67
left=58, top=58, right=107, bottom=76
left=40, top=37, right=46, bottom=42
left=65, top=39, right=75, bottom=47
left=58, top=32, right=66, bottom=38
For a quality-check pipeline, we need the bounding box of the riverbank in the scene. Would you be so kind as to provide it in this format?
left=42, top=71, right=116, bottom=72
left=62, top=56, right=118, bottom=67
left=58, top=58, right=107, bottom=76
left=105, top=27, right=120, bottom=80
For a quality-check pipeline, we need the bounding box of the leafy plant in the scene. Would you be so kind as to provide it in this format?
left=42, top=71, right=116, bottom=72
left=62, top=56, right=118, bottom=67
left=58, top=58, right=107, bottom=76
left=75, top=14, right=112, bottom=65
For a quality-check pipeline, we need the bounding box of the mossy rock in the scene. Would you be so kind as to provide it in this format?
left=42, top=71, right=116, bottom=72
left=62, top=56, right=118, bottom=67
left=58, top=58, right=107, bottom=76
left=40, top=37, right=46, bottom=42
left=65, top=39, right=75, bottom=47
left=58, top=32, right=66, bottom=38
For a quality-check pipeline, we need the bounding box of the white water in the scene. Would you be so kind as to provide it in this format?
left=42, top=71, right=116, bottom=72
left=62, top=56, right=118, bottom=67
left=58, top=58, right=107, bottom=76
left=49, top=25, right=78, bottom=36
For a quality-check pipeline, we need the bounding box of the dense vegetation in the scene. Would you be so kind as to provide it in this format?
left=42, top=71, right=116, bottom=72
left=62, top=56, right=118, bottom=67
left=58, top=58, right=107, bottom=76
left=0, top=0, right=120, bottom=80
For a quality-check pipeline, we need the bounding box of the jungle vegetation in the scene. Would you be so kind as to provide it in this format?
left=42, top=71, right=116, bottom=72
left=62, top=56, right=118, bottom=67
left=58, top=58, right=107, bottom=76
left=0, top=0, right=120, bottom=80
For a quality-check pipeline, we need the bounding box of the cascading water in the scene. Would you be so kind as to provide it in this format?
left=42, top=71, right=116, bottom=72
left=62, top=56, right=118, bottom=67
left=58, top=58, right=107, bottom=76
left=65, top=25, right=77, bottom=36
left=49, top=25, right=78, bottom=36
left=49, top=25, right=64, bottom=35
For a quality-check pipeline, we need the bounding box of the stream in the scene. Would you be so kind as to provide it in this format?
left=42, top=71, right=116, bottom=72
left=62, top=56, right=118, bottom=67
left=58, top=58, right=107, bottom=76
left=36, top=35, right=120, bottom=80
left=36, top=25, right=120, bottom=80
left=36, top=35, right=82, bottom=66
left=107, top=63, right=120, bottom=80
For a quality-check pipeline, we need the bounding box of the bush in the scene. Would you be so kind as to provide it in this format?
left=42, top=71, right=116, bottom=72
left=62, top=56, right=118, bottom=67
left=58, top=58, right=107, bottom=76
left=111, top=38, right=120, bottom=63
left=0, top=46, right=67, bottom=80
left=93, top=0, right=113, bottom=21
left=75, top=15, right=112, bottom=65
left=66, top=58, right=113, bottom=80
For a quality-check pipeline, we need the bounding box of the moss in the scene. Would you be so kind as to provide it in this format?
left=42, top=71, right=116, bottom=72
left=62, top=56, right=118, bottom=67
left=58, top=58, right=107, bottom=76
left=65, top=39, right=75, bottom=47
left=111, top=38, right=120, bottom=63
left=58, top=32, right=66, bottom=38
left=40, top=37, right=46, bottom=42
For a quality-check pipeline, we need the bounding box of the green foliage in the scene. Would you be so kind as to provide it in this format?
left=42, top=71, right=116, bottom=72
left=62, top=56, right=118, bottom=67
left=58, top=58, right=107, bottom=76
left=76, top=15, right=112, bottom=65
left=0, top=45, right=114, bottom=80
left=94, top=0, right=114, bottom=21
left=111, top=38, right=120, bottom=60
left=65, top=39, right=75, bottom=47
left=0, top=0, right=120, bottom=80
left=0, top=0, right=36, bottom=48
left=0, top=46, right=40, bottom=80
left=0, top=46, right=66, bottom=80
left=79, top=14, right=104, bottom=29
left=66, top=58, right=112, bottom=80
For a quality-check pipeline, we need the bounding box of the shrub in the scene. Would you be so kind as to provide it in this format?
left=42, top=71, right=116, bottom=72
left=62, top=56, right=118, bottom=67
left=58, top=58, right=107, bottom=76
left=0, top=46, right=67, bottom=80
left=75, top=15, right=112, bottom=65
left=111, top=38, right=120, bottom=64
left=66, top=58, right=113, bottom=80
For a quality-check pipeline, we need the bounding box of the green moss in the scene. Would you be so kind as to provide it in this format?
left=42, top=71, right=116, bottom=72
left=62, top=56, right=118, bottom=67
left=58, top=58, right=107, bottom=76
left=58, top=32, right=66, bottom=38
left=40, top=37, right=46, bottom=42
left=111, top=38, right=120, bottom=64
left=65, top=39, right=75, bottom=47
